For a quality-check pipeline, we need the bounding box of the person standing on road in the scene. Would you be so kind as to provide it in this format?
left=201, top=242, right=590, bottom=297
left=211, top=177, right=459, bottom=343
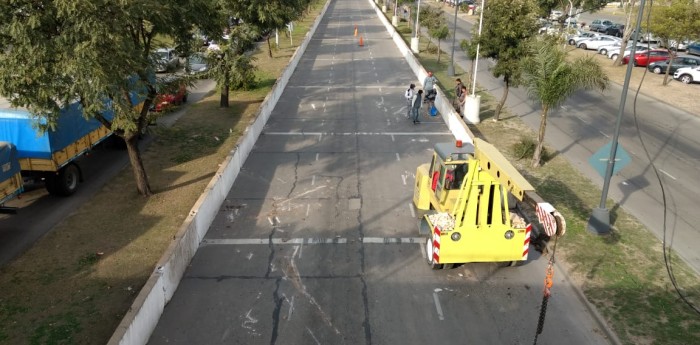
left=453, top=78, right=464, bottom=110
left=458, top=85, right=467, bottom=114
left=423, top=71, right=437, bottom=103
left=405, top=83, right=415, bottom=118
left=412, top=89, right=423, bottom=124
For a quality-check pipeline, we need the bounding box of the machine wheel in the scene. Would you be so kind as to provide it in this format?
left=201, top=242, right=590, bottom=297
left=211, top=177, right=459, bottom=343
left=46, top=164, right=80, bottom=196
left=578, top=43, right=587, bottom=50
left=680, top=74, right=693, bottom=84
left=610, top=53, right=618, bottom=60
left=568, top=39, right=575, bottom=45
left=652, top=66, right=662, bottom=74
left=425, top=237, right=444, bottom=270
left=600, top=48, right=608, bottom=55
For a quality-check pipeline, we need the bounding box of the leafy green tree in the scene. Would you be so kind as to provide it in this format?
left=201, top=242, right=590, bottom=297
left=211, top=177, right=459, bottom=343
left=644, top=0, right=700, bottom=85
left=476, top=0, right=540, bottom=121
left=209, top=25, right=259, bottom=107
left=0, top=0, right=216, bottom=196
left=224, top=0, right=309, bottom=58
left=430, top=24, right=450, bottom=63
left=420, top=5, right=445, bottom=52
left=536, top=0, right=607, bottom=23
left=521, top=39, right=608, bottom=167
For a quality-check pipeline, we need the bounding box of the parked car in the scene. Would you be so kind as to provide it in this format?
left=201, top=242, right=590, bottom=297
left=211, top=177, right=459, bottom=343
left=589, top=19, right=614, bottom=32
left=605, top=24, right=625, bottom=37
left=673, top=66, right=700, bottom=84
left=577, top=36, right=621, bottom=50
left=154, top=48, right=180, bottom=73
left=608, top=45, right=652, bottom=60
left=659, top=39, right=689, bottom=51
left=151, top=77, right=187, bottom=112
left=622, top=49, right=673, bottom=67
left=687, top=42, right=700, bottom=56
left=550, top=10, right=563, bottom=20
left=186, top=53, right=209, bottom=75
left=597, top=42, right=622, bottom=55
left=647, top=55, right=700, bottom=74
left=568, top=31, right=600, bottom=45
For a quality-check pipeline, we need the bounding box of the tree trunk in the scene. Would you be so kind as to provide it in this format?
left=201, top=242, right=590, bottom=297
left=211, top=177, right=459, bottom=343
left=124, top=134, right=152, bottom=196
left=267, top=36, right=273, bottom=58
left=494, top=76, right=509, bottom=121
left=220, top=68, right=230, bottom=108
left=532, top=105, right=548, bottom=168
left=663, top=57, right=673, bottom=85
left=437, top=39, right=441, bottom=62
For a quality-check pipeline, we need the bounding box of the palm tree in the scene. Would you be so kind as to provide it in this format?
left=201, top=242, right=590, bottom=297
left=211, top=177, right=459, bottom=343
left=521, top=39, right=609, bottom=167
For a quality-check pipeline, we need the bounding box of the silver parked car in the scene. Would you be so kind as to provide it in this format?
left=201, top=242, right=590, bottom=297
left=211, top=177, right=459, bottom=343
left=154, top=48, right=180, bottom=73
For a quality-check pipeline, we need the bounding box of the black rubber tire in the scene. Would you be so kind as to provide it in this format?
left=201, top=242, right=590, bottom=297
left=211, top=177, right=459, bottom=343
left=600, top=49, right=607, bottom=55
left=568, top=39, right=575, bottom=45
left=578, top=43, right=587, bottom=50
left=652, top=66, right=662, bottom=74
left=46, top=164, right=80, bottom=196
left=680, top=74, right=693, bottom=84
left=182, top=93, right=188, bottom=103
left=611, top=54, right=618, bottom=60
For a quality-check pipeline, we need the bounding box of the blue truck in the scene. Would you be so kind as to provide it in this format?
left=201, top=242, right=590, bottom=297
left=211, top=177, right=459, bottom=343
left=0, top=101, right=119, bottom=212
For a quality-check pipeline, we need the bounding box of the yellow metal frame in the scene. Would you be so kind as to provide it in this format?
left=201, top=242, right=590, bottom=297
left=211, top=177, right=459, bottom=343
left=0, top=172, right=23, bottom=204
left=19, top=125, right=111, bottom=172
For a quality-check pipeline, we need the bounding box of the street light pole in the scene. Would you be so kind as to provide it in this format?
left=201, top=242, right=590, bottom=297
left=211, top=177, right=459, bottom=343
left=470, top=0, right=484, bottom=96
left=587, top=0, right=648, bottom=235
left=447, top=1, right=459, bottom=76
left=411, top=0, right=421, bottom=53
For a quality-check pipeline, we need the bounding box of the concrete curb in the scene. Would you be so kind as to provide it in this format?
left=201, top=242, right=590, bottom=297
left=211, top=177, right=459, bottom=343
left=106, top=1, right=332, bottom=344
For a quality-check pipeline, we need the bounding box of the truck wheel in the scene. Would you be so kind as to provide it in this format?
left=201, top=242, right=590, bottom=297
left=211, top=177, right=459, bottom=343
left=46, top=164, right=80, bottom=196
left=425, top=237, right=444, bottom=270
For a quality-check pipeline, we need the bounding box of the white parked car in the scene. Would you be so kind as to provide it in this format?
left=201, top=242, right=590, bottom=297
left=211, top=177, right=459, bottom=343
left=597, top=42, right=622, bottom=55
left=577, top=36, right=621, bottom=50
left=607, top=45, right=655, bottom=60
left=673, top=66, right=700, bottom=84
left=568, top=32, right=601, bottom=45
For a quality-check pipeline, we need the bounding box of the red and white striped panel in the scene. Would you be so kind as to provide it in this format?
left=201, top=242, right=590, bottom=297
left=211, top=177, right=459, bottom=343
left=522, top=224, right=532, bottom=260
left=432, top=227, right=441, bottom=264
left=536, top=203, right=558, bottom=237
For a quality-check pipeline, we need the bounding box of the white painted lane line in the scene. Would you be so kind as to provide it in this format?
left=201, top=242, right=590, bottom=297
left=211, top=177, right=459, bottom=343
left=396, top=153, right=401, bottom=161
left=311, top=103, right=316, bottom=110
left=420, top=242, right=427, bottom=259
left=307, top=327, right=321, bottom=345
left=268, top=217, right=274, bottom=225
left=306, top=204, right=311, bottom=217
left=264, top=131, right=451, bottom=136
left=287, top=294, right=295, bottom=321
left=311, top=175, right=316, bottom=186
left=275, top=216, right=281, bottom=224
left=409, top=203, right=415, bottom=218
left=574, top=115, right=590, bottom=124
left=202, top=237, right=425, bottom=245
left=315, top=153, right=319, bottom=161
left=659, top=169, right=677, bottom=180
left=391, top=134, right=395, bottom=142
left=433, top=291, right=445, bottom=320
left=599, top=130, right=610, bottom=138
left=402, top=174, right=407, bottom=185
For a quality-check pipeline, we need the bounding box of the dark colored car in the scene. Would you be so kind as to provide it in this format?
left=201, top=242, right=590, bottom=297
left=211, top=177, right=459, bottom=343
left=605, top=24, right=625, bottom=37
left=688, top=42, right=700, bottom=56
left=589, top=19, right=614, bottom=32
left=647, top=55, right=700, bottom=74
left=623, top=49, right=673, bottom=67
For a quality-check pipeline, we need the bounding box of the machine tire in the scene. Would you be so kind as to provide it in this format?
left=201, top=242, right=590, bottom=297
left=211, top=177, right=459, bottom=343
left=652, top=66, right=662, bottom=74
left=46, top=164, right=80, bottom=196
left=680, top=74, right=693, bottom=84
left=578, top=43, right=587, bottom=50
left=600, top=48, right=607, bottom=55
left=610, top=53, right=618, bottom=60
left=425, top=237, right=444, bottom=270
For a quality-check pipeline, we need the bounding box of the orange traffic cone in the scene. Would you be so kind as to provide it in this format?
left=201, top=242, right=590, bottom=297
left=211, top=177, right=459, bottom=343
left=359, top=36, right=364, bottom=47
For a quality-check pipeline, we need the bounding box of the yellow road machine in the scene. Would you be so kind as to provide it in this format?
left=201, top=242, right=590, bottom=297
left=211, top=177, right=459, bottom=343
left=413, top=139, right=565, bottom=269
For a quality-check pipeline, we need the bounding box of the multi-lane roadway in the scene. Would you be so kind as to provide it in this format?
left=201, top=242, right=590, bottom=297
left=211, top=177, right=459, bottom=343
left=146, top=0, right=613, bottom=344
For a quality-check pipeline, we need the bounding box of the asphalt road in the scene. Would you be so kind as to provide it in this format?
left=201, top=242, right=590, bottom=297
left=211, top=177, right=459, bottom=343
left=0, top=79, right=215, bottom=266
left=147, top=1, right=613, bottom=344
left=441, top=7, right=700, bottom=275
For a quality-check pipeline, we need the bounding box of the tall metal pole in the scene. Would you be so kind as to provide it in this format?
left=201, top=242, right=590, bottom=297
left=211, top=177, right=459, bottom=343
left=471, top=0, right=485, bottom=96
left=587, top=0, right=647, bottom=235
left=447, top=1, right=459, bottom=76
left=415, top=0, right=421, bottom=38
